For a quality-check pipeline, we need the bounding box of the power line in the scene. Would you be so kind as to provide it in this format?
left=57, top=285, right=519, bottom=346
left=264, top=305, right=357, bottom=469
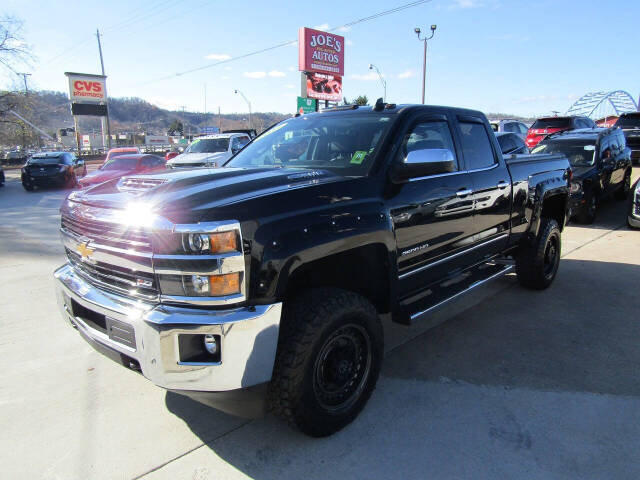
left=136, top=0, right=434, bottom=86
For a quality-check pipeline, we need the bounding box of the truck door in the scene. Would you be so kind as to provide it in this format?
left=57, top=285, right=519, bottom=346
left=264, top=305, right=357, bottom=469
left=455, top=116, right=511, bottom=259
left=389, top=114, right=476, bottom=297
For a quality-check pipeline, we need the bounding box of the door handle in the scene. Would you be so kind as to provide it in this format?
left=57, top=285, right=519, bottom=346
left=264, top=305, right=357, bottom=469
left=456, top=188, right=473, bottom=197
left=497, top=181, right=509, bottom=189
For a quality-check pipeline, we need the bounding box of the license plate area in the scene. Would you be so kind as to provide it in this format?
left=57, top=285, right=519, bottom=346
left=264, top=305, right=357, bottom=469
left=70, top=298, right=136, bottom=349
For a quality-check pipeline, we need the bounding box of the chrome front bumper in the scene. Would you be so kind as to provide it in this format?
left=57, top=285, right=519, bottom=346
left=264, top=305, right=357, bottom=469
left=54, top=264, right=282, bottom=392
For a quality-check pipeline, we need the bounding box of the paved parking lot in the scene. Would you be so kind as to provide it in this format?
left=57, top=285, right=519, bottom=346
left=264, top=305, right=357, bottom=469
left=1, top=168, right=638, bottom=480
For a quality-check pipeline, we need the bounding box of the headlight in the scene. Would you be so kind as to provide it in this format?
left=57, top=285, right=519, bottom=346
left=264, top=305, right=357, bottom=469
left=570, top=181, right=582, bottom=194
left=182, top=231, right=238, bottom=254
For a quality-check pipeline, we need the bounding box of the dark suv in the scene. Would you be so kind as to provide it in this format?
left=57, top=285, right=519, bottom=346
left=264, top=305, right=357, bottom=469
left=526, top=116, right=596, bottom=149
left=532, top=128, right=632, bottom=223
left=614, top=112, right=640, bottom=164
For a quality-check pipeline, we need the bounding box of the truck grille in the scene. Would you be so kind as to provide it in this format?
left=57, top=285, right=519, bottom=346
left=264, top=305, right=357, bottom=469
left=66, top=248, right=158, bottom=300
left=61, top=213, right=152, bottom=252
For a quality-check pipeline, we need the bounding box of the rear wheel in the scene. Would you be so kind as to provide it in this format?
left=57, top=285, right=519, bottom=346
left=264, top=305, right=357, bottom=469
left=269, top=288, right=383, bottom=437
left=615, top=170, right=631, bottom=201
left=515, top=217, right=561, bottom=290
left=576, top=192, right=597, bottom=224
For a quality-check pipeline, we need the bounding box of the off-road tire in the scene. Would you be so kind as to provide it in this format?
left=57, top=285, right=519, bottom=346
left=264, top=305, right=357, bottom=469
left=515, top=217, right=561, bottom=290
left=22, top=182, right=34, bottom=191
left=615, top=170, right=631, bottom=201
left=576, top=191, right=597, bottom=224
left=268, top=288, right=383, bottom=437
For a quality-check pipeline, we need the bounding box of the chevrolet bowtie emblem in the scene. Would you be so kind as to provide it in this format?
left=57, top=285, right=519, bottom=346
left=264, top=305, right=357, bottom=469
left=76, top=242, right=94, bottom=262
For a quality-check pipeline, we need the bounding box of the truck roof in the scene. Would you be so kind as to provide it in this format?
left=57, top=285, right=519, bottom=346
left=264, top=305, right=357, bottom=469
left=306, top=103, right=488, bottom=119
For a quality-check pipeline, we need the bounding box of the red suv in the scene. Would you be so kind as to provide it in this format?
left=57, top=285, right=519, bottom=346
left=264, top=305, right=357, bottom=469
left=526, top=116, right=595, bottom=149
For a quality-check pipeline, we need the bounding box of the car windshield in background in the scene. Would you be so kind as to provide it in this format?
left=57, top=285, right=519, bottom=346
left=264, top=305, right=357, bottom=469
left=226, top=115, right=393, bottom=175
left=185, top=138, right=229, bottom=153
left=615, top=116, right=640, bottom=129
left=531, top=118, right=571, bottom=129
left=109, top=151, right=137, bottom=158
left=29, top=156, right=63, bottom=165
left=102, top=157, right=139, bottom=170
left=532, top=140, right=595, bottom=167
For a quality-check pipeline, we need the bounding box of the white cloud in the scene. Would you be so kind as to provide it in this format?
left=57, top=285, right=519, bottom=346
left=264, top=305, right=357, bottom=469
left=313, top=23, right=330, bottom=30
left=351, top=72, right=379, bottom=81
left=397, top=70, right=414, bottom=79
left=243, top=71, right=266, bottom=78
left=221, top=76, right=230, bottom=80
left=204, top=53, right=231, bottom=60
left=268, top=70, right=286, bottom=78
left=224, top=66, right=232, bottom=71
left=287, top=66, right=296, bottom=71
left=337, top=26, right=351, bottom=32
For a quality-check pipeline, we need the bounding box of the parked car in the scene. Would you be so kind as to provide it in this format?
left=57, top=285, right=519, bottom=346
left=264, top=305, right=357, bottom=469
left=166, top=133, right=251, bottom=168
left=6, top=150, right=27, bottom=165
left=490, top=119, right=529, bottom=140
left=614, top=112, right=640, bottom=165
left=532, top=128, right=632, bottom=223
left=104, top=147, right=141, bottom=164
left=628, top=178, right=640, bottom=228
left=21, top=151, right=86, bottom=191
left=223, top=128, right=257, bottom=139
left=78, top=154, right=166, bottom=189
left=526, top=116, right=596, bottom=149
left=165, top=151, right=179, bottom=161
left=0, top=162, right=4, bottom=187
left=495, top=132, right=529, bottom=155
left=54, top=103, right=571, bottom=437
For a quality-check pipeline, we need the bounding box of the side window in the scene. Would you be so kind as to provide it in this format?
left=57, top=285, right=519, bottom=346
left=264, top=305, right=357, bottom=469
left=458, top=121, right=497, bottom=169
left=140, top=157, right=154, bottom=168
left=600, top=138, right=611, bottom=159
left=238, top=136, right=250, bottom=148
left=504, top=122, right=517, bottom=133
left=519, top=123, right=529, bottom=135
left=497, top=135, right=515, bottom=154
left=403, top=120, right=459, bottom=171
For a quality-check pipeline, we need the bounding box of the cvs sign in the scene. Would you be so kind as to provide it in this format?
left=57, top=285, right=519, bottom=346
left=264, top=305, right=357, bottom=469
left=65, top=72, right=107, bottom=103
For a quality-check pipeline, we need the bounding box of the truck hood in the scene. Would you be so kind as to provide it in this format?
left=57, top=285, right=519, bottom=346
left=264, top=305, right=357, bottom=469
left=66, top=167, right=347, bottom=223
left=166, top=151, right=230, bottom=167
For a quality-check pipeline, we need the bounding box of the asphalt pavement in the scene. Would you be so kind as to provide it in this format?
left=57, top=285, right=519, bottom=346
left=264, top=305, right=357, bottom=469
left=0, top=168, right=638, bottom=480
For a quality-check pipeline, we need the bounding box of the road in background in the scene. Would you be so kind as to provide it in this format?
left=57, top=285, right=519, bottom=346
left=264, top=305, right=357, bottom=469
left=0, top=168, right=638, bottom=480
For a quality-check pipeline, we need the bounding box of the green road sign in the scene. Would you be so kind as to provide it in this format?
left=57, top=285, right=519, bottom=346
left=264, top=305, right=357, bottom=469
left=297, top=97, right=317, bottom=114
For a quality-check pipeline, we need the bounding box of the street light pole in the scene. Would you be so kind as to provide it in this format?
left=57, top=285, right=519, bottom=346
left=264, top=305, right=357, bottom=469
left=234, top=89, right=252, bottom=130
left=18, top=73, right=31, bottom=94
left=414, top=25, right=436, bottom=104
left=368, top=64, right=386, bottom=102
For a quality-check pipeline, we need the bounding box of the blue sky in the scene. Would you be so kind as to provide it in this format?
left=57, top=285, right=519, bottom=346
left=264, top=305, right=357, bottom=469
left=4, top=0, right=639, bottom=117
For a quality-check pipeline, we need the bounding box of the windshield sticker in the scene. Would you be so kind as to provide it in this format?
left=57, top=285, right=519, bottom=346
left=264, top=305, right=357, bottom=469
left=584, top=145, right=595, bottom=151
left=350, top=151, right=367, bottom=164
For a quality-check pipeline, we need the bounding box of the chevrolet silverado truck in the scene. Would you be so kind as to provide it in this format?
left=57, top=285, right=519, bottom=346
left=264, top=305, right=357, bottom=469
left=54, top=102, right=571, bottom=437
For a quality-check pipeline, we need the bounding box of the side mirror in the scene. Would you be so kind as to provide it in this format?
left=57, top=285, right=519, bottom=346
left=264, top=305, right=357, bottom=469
left=76, top=159, right=84, bottom=166
left=391, top=148, right=456, bottom=183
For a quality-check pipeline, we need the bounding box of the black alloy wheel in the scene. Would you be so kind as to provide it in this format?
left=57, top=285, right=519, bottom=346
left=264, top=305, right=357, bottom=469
left=313, top=323, right=372, bottom=413
left=543, top=234, right=559, bottom=280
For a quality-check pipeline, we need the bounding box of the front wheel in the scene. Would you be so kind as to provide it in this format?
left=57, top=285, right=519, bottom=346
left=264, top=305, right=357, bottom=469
left=515, top=218, right=561, bottom=290
left=615, top=170, right=631, bottom=201
left=576, top=192, right=597, bottom=224
left=269, top=288, right=383, bottom=437
left=22, top=181, right=34, bottom=191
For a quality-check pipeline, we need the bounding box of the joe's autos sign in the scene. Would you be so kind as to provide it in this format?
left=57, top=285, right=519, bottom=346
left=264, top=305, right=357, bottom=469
left=298, top=27, right=344, bottom=76
left=65, top=72, right=107, bottom=103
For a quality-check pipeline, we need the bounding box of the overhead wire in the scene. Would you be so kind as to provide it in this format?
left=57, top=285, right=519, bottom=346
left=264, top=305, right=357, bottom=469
left=135, top=0, right=434, bottom=86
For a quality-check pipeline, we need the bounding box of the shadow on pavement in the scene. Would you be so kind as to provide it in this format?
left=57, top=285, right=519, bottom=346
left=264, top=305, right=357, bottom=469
left=162, top=258, right=640, bottom=479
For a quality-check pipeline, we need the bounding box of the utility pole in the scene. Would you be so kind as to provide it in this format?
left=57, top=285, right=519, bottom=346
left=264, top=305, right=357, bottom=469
left=414, top=25, right=436, bottom=104
left=218, top=106, right=221, bottom=131
left=18, top=73, right=31, bottom=94
left=181, top=106, right=186, bottom=137
left=96, top=29, right=111, bottom=150
left=204, top=83, right=207, bottom=129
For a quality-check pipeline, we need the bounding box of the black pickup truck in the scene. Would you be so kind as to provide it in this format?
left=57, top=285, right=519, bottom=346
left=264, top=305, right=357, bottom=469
left=54, top=103, right=571, bottom=437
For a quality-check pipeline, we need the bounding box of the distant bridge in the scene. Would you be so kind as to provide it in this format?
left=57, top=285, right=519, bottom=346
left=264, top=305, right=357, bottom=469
left=566, top=90, right=638, bottom=119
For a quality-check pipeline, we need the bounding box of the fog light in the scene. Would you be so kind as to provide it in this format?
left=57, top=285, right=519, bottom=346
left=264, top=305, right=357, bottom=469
left=203, top=334, right=218, bottom=355
left=191, top=274, right=209, bottom=294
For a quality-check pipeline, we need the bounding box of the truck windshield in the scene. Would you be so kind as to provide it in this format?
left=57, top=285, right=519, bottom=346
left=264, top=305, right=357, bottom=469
left=615, top=115, right=640, bottom=129
left=531, top=118, right=571, bottom=130
left=185, top=138, right=229, bottom=153
left=226, top=114, right=393, bottom=175
left=532, top=140, right=595, bottom=167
